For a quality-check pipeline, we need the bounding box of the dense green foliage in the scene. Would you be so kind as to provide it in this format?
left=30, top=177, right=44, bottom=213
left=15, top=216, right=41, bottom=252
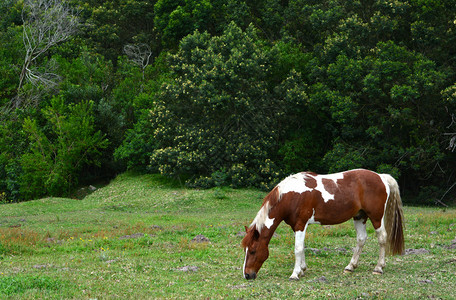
left=20, top=96, right=108, bottom=198
left=1, top=0, right=456, bottom=203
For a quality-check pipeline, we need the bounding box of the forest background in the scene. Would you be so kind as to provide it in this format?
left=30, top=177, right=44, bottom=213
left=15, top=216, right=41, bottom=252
left=1, top=0, right=456, bottom=205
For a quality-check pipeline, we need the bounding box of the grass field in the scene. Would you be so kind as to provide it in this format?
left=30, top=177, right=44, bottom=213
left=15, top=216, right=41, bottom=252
left=0, top=172, right=455, bottom=299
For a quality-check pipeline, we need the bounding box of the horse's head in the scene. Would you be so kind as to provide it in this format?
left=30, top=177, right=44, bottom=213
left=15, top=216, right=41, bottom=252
left=241, top=226, right=269, bottom=280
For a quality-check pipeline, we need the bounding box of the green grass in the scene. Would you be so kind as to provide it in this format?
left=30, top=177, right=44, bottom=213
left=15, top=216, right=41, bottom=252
left=1, top=172, right=455, bottom=299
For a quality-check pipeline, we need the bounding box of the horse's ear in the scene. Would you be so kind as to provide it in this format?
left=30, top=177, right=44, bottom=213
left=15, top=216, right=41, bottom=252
left=244, top=225, right=248, bottom=232
left=253, top=228, right=260, bottom=239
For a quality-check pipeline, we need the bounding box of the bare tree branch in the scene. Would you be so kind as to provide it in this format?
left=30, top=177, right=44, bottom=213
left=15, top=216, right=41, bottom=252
left=21, top=57, right=61, bottom=91
left=435, top=181, right=456, bottom=207
left=14, top=0, right=79, bottom=109
left=445, top=113, right=456, bottom=152
left=447, top=134, right=456, bottom=152
left=123, top=43, right=153, bottom=79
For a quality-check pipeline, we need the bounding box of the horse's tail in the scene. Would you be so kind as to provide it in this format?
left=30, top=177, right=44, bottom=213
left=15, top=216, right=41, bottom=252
left=381, top=174, right=405, bottom=255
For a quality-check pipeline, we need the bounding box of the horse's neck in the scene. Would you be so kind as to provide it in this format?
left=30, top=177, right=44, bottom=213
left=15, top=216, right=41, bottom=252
left=257, top=187, right=285, bottom=243
left=258, top=216, right=282, bottom=244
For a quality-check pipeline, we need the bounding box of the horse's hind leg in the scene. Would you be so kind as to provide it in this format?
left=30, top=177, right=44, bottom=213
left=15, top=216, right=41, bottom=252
left=373, top=225, right=387, bottom=274
left=344, top=219, right=367, bottom=273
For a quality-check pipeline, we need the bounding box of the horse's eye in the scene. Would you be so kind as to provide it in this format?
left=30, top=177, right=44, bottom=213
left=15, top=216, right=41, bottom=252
left=249, top=250, right=256, bottom=255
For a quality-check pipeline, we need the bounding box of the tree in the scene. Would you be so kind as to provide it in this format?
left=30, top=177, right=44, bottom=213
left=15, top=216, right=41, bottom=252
left=154, top=0, right=215, bottom=48
left=20, top=96, right=108, bottom=199
left=123, top=43, right=153, bottom=79
left=445, top=113, right=456, bottom=152
left=317, top=41, right=448, bottom=193
left=442, top=85, right=456, bottom=152
left=77, top=0, right=157, bottom=65
left=149, top=23, right=300, bottom=188
left=14, top=0, right=79, bottom=108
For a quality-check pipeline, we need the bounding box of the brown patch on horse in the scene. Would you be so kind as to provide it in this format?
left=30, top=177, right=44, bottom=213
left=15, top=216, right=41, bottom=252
left=304, top=174, right=317, bottom=189
left=322, top=178, right=338, bottom=194
left=310, top=170, right=386, bottom=226
left=280, top=191, right=319, bottom=231
left=355, top=171, right=389, bottom=229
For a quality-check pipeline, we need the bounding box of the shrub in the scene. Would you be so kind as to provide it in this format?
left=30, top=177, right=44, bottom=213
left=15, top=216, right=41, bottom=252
left=149, top=23, right=290, bottom=188
left=20, top=96, right=108, bottom=198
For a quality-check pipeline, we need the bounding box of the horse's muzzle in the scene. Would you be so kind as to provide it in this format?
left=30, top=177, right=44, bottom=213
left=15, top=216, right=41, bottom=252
left=244, top=272, right=257, bottom=280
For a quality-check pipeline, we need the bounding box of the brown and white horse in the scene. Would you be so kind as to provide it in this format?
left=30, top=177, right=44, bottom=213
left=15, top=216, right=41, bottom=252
left=242, top=169, right=404, bottom=280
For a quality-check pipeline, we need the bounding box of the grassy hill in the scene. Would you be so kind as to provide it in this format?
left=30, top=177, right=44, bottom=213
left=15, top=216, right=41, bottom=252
left=0, top=172, right=455, bottom=299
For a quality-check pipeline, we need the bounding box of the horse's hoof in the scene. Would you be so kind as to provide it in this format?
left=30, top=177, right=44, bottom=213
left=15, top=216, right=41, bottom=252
left=289, top=275, right=300, bottom=281
left=343, top=269, right=353, bottom=274
left=372, top=271, right=383, bottom=275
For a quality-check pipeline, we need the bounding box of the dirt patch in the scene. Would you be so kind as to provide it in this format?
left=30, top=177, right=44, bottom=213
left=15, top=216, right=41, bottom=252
left=176, top=265, right=199, bottom=272
left=191, top=234, right=210, bottom=243
left=309, top=276, right=328, bottom=283
left=229, top=283, right=249, bottom=290
left=419, top=279, right=433, bottom=284
left=119, top=233, right=145, bottom=240
left=306, top=247, right=321, bottom=254
left=105, top=259, right=116, bottom=264
left=404, top=248, right=430, bottom=255
left=444, top=238, right=456, bottom=249
left=33, top=264, right=51, bottom=269
left=309, top=247, right=348, bottom=254
left=447, top=258, right=456, bottom=264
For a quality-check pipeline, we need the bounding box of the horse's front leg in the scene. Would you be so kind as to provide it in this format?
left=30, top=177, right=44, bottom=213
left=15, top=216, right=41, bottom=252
left=290, top=230, right=307, bottom=280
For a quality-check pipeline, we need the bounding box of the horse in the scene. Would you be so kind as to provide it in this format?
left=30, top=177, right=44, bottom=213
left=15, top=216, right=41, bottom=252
left=242, top=169, right=404, bottom=280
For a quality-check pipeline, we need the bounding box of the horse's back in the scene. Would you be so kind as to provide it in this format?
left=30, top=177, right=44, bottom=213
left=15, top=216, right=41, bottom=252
left=308, top=169, right=389, bottom=225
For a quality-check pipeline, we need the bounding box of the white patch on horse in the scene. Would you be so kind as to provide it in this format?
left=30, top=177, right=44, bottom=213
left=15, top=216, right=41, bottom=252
left=312, top=172, right=345, bottom=202
left=290, top=209, right=320, bottom=279
left=379, top=173, right=392, bottom=229
left=251, top=201, right=274, bottom=233
left=379, top=174, right=391, bottom=200
left=264, top=216, right=275, bottom=229
left=307, top=209, right=320, bottom=225
left=278, top=173, right=313, bottom=195
left=290, top=230, right=306, bottom=280
left=278, top=172, right=345, bottom=203
left=243, top=247, right=248, bottom=279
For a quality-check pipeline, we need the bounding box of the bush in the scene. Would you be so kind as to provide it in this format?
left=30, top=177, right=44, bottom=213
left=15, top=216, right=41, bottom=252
left=0, top=112, right=28, bottom=202
left=20, top=96, right=108, bottom=199
left=149, top=23, right=291, bottom=188
left=114, top=110, right=156, bottom=171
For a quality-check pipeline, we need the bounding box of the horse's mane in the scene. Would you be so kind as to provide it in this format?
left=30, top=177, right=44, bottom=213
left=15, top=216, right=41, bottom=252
left=246, top=186, right=280, bottom=235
